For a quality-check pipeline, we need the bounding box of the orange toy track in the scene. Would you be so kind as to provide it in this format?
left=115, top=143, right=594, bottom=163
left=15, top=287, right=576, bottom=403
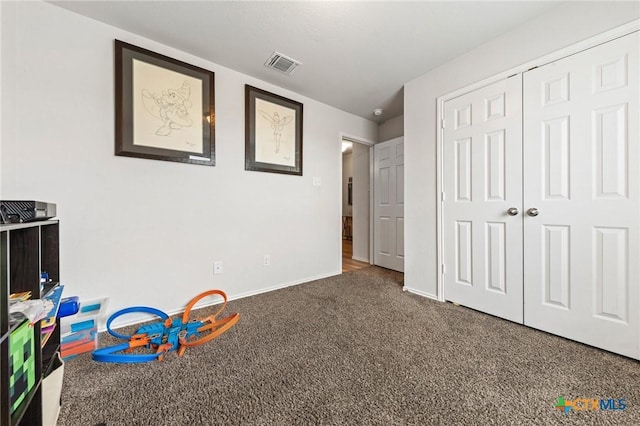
left=92, top=289, right=239, bottom=363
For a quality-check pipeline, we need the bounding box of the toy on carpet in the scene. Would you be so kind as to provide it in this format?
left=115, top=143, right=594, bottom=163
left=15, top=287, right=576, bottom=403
left=92, top=289, right=239, bottom=363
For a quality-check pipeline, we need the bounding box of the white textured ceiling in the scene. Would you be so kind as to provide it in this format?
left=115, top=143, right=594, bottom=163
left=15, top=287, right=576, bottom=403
left=49, top=1, right=563, bottom=123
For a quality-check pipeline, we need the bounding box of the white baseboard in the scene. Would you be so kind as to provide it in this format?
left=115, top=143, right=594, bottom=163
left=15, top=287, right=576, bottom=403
left=403, top=286, right=440, bottom=301
left=106, top=270, right=342, bottom=332
left=226, top=271, right=341, bottom=302
left=351, top=256, right=369, bottom=263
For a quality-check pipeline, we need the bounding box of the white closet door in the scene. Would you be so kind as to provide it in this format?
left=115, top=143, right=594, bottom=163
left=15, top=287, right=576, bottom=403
left=374, top=137, right=404, bottom=272
left=523, top=32, right=639, bottom=359
left=443, top=76, right=524, bottom=323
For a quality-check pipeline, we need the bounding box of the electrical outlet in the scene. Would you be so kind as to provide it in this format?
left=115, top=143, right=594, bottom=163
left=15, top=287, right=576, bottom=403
left=214, top=261, right=223, bottom=274
left=263, top=255, right=270, bottom=266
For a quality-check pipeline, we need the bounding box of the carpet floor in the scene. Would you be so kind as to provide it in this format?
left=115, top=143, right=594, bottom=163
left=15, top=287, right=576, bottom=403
left=57, top=267, right=639, bottom=425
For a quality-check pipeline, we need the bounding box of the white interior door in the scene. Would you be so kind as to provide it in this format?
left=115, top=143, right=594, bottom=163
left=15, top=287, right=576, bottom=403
left=374, top=137, right=404, bottom=272
left=523, top=32, right=639, bottom=359
left=443, top=76, right=524, bottom=323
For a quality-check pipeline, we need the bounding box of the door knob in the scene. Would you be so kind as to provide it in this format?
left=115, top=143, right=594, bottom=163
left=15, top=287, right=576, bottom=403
left=527, top=208, right=539, bottom=217
left=507, top=207, right=519, bottom=216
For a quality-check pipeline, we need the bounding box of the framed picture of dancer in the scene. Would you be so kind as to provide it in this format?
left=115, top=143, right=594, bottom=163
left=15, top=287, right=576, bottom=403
left=115, top=40, right=215, bottom=166
left=245, top=85, right=303, bottom=175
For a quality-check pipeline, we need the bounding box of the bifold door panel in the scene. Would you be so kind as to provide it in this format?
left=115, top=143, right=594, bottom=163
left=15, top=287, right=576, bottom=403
left=443, top=31, right=639, bottom=359
left=523, top=32, right=639, bottom=359
left=443, top=76, right=523, bottom=323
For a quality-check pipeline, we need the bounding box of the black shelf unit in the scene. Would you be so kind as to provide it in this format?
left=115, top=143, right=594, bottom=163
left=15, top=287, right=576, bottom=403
left=1, top=220, right=60, bottom=426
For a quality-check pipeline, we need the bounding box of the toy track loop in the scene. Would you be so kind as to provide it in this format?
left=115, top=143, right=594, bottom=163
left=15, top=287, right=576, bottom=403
left=177, top=289, right=240, bottom=356
left=91, top=289, right=239, bottom=363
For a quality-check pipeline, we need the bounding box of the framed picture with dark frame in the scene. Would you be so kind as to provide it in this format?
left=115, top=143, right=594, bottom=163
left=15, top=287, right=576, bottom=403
left=115, top=40, right=215, bottom=166
left=245, top=85, right=303, bottom=175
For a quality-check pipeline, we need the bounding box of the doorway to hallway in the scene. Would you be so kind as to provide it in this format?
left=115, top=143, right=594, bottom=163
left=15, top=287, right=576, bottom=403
left=341, top=137, right=372, bottom=272
left=342, top=239, right=370, bottom=272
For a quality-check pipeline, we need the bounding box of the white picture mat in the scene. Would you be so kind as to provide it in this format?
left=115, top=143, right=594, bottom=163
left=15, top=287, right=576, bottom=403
left=132, top=59, right=203, bottom=154
left=254, top=98, right=296, bottom=167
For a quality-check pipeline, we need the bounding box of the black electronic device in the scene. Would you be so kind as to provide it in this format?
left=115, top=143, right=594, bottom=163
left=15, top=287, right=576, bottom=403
left=0, top=200, right=57, bottom=224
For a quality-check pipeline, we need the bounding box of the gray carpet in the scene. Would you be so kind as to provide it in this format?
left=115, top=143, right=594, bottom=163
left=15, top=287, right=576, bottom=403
left=58, top=267, right=639, bottom=425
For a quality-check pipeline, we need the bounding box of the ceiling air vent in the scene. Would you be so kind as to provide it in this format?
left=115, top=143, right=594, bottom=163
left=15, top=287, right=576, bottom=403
left=264, top=51, right=301, bottom=76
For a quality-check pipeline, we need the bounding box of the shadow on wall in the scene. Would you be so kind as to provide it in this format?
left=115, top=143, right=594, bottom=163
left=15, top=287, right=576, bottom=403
left=378, top=114, right=404, bottom=142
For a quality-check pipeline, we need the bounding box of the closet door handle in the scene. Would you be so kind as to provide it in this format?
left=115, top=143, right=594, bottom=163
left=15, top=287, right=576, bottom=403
left=507, top=207, right=519, bottom=216
left=527, top=208, right=539, bottom=217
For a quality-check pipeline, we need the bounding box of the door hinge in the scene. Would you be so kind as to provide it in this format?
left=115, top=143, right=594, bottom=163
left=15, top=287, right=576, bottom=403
left=441, top=119, right=446, bottom=129
left=441, top=191, right=446, bottom=202
left=442, top=264, right=446, bottom=274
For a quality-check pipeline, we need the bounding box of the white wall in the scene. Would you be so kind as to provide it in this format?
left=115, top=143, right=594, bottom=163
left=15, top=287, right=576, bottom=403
left=404, top=2, right=640, bottom=298
left=0, top=2, right=3, bottom=192
left=342, top=151, right=353, bottom=217
left=1, top=1, right=377, bottom=325
left=351, top=142, right=369, bottom=262
left=378, top=115, right=403, bottom=142
left=0, top=1, right=16, bottom=199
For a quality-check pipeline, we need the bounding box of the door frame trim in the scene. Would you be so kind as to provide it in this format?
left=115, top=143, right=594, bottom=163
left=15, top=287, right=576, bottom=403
left=435, top=20, right=640, bottom=302
left=340, top=132, right=375, bottom=267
